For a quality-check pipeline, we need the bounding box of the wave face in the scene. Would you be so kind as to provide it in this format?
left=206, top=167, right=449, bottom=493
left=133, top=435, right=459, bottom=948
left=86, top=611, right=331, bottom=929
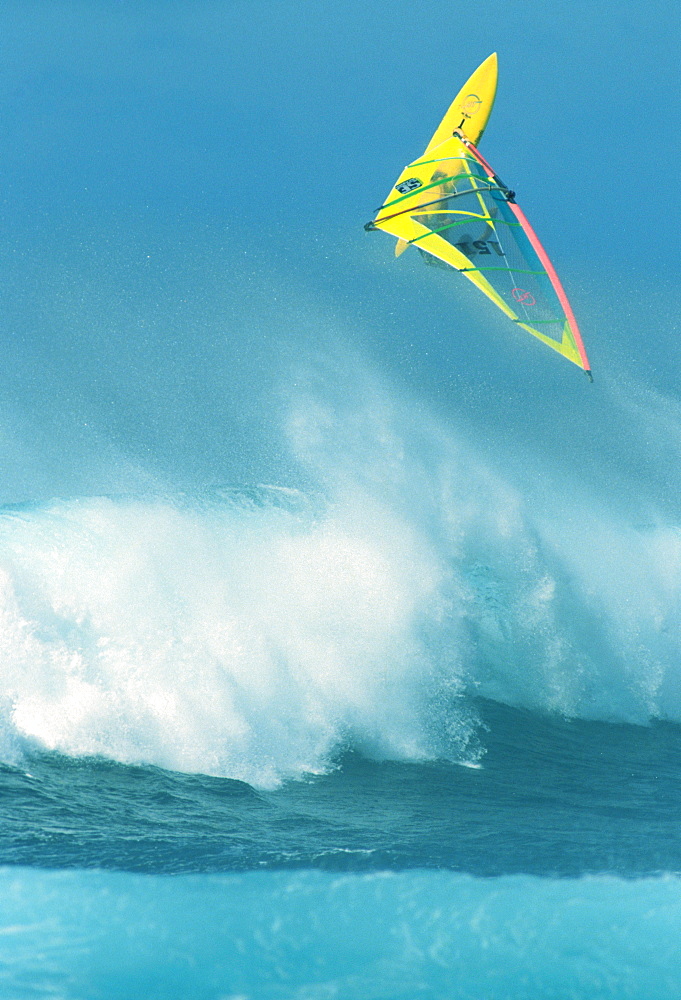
left=2, top=867, right=680, bottom=1000
left=2, top=363, right=681, bottom=787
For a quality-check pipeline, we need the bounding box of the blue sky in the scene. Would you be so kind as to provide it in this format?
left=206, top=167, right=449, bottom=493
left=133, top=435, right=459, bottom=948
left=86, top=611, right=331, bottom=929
left=2, top=1, right=678, bottom=250
left=0, top=1, right=679, bottom=507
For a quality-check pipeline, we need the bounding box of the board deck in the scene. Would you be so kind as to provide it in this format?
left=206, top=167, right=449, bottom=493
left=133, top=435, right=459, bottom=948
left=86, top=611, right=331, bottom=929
left=424, top=52, right=498, bottom=153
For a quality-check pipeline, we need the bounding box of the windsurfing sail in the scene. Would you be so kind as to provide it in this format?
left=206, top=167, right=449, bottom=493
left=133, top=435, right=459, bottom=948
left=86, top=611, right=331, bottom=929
left=365, top=53, right=592, bottom=379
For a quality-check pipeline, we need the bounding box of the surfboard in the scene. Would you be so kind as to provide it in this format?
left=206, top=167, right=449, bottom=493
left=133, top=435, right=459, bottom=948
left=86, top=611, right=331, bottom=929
left=424, top=52, right=498, bottom=152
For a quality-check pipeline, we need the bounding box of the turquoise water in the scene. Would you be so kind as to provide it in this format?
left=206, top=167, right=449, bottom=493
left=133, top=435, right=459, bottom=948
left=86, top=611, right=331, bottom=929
left=2, top=2, right=681, bottom=996
left=3, top=702, right=681, bottom=876
left=3, top=868, right=681, bottom=1000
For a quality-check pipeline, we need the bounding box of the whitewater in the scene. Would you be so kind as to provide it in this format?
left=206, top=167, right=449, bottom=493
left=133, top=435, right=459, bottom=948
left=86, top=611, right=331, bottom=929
left=4, top=367, right=681, bottom=786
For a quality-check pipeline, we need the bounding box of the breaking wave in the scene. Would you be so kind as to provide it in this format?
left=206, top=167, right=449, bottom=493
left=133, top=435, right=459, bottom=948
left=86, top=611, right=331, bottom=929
left=1, top=356, right=681, bottom=787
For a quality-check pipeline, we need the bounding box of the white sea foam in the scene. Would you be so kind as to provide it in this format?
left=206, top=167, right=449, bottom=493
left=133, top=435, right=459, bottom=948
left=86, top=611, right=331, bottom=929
left=1, top=358, right=681, bottom=785
left=0, top=484, right=468, bottom=787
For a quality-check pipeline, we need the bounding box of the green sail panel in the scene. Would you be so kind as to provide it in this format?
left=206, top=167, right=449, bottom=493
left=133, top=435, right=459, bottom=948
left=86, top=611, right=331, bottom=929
left=367, top=127, right=590, bottom=375
left=409, top=157, right=574, bottom=352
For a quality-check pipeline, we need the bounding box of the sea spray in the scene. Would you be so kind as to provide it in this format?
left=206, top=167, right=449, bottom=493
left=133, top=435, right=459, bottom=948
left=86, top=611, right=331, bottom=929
left=0, top=486, right=475, bottom=786
left=285, top=358, right=681, bottom=724
left=1, top=359, right=681, bottom=784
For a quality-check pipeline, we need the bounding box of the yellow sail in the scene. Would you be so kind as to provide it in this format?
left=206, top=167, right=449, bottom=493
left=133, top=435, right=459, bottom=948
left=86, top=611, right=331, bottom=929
left=365, top=54, right=591, bottom=377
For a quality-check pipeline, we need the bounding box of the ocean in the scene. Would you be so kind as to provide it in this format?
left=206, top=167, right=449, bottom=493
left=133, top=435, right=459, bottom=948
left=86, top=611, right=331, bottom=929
left=2, top=2, right=681, bottom=997
left=2, top=473, right=681, bottom=997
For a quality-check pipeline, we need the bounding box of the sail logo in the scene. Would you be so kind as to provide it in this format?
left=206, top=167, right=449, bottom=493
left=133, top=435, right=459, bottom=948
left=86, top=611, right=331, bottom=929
left=455, top=239, right=505, bottom=257
left=395, top=178, right=422, bottom=194
left=512, top=288, right=536, bottom=305
left=460, top=93, right=482, bottom=117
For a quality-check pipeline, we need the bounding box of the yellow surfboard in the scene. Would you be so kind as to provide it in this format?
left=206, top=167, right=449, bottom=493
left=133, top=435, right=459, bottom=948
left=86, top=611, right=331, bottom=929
left=424, top=51, right=497, bottom=151
left=389, top=54, right=498, bottom=258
